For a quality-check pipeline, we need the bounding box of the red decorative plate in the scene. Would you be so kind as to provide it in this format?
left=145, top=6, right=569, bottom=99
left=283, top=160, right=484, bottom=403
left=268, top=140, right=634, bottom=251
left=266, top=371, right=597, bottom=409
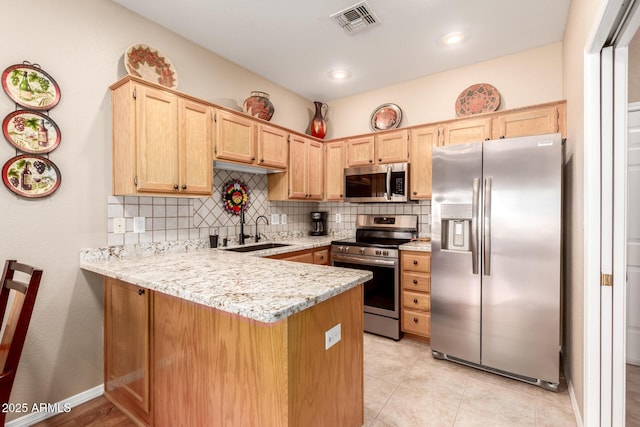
left=3, top=110, right=61, bottom=154
left=2, top=154, right=61, bottom=198
left=2, top=62, right=61, bottom=110
left=125, top=44, right=178, bottom=89
left=222, top=179, right=249, bottom=214
left=370, top=103, right=402, bottom=132
left=455, top=83, right=500, bottom=117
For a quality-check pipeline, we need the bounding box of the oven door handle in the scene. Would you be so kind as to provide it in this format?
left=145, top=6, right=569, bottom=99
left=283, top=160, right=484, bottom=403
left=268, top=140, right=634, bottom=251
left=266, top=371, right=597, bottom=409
left=332, top=254, right=398, bottom=267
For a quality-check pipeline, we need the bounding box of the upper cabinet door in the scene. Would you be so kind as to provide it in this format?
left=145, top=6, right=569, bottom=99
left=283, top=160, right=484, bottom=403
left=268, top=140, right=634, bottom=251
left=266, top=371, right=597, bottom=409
left=441, top=117, right=491, bottom=146
left=491, top=104, right=563, bottom=140
left=346, top=135, right=375, bottom=167
left=136, top=85, right=179, bottom=193
left=214, top=110, right=256, bottom=164
left=375, top=129, right=409, bottom=164
left=257, top=125, right=288, bottom=169
left=307, top=140, right=324, bottom=200
left=325, top=140, right=346, bottom=201
left=288, top=134, right=308, bottom=199
left=409, top=125, right=438, bottom=200
left=179, top=99, right=212, bottom=195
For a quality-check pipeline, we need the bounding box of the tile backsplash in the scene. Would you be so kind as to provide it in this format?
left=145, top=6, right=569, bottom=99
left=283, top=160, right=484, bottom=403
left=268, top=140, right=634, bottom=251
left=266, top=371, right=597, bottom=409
left=107, top=169, right=431, bottom=246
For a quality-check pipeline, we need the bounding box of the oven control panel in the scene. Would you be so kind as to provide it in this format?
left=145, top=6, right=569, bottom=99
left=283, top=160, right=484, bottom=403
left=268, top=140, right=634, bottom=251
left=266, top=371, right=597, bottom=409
left=331, top=245, right=398, bottom=259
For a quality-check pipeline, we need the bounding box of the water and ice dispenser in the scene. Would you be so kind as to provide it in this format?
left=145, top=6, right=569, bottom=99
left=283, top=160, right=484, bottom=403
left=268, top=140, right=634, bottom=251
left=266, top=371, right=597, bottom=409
left=440, top=204, right=472, bottom=252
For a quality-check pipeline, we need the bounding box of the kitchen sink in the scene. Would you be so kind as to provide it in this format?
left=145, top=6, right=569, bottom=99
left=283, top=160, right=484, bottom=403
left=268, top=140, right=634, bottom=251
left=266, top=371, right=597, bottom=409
left=224, top=242, right=291, bottom=252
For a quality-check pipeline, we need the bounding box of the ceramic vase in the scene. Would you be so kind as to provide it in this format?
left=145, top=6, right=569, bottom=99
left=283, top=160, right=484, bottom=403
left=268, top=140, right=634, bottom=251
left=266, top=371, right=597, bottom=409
left=310, top=101, right=327, bottom=139
left=243, top=91, right=275, bottom=121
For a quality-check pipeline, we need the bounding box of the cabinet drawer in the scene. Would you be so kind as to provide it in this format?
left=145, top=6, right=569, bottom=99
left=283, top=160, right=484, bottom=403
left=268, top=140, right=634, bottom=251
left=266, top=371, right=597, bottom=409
left=402, top=310, right=430, bottom=337
left=402, top=291, right=430, bottom=312
left=402, top=271, right=430, bottom=292
left=313, top=249, right=329, bottom=265
left=401, top=252, right=430, bottom=272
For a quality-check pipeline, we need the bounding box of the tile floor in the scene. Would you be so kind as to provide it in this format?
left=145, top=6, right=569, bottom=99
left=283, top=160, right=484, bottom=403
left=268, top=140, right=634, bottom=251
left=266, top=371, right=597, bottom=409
left=363, top=333, right=577, bottom=426
left=628, top=363, right=640, bottom=426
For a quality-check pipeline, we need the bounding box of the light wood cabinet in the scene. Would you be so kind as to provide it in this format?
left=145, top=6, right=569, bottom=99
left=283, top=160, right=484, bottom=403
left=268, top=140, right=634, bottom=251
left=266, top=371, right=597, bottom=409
left=441, top=116, right=492, bottom=146
left=375, top=129, right=409, bottom=164
left=214, top=109, right=256, bottom=164
left=257, top=124, right=288, bottom=169
left=491, top=103, right=565, bottom=140
left=324, top=140, right=346, bottom=200
left=269, top=135, right=323, bottom=201
left=401, top=251, right=431, bottom=340
left=345, top=135, right=375, bottom=167
left=267, top=246, right=330, bottom=265
left=409, top=125, right=438, bottom=200
left=111, top=81, right=213, bottom=196
left=104, top=278, right=151, bottom=425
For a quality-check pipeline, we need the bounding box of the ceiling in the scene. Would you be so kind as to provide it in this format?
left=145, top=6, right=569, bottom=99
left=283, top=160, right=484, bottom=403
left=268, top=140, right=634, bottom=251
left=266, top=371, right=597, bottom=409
left=112, top=0, right=571, bottom=101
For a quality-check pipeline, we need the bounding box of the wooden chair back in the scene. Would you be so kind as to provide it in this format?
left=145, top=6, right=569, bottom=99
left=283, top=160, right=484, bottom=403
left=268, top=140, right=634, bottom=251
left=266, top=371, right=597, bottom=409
left=0, top=260, right=42, bottom=422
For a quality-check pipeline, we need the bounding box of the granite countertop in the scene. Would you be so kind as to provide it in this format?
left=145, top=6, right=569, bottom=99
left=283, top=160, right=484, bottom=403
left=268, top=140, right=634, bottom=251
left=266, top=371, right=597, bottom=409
left=399, top=240, right=432, bottom=252
left=80, top=235, right=371, bottom=324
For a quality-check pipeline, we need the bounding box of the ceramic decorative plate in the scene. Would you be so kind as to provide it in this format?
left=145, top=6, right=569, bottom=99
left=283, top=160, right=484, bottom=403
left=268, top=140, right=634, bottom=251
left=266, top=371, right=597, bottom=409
left=2, top=154, right=61, bottom=198
left=2, top=110, right=61, bottom=154
left=370, top=103, right=402, bottom=132
left=125, top=44, right=178, bottom=89
left=1, top=62, right=61, bottom=110
left=222, top=179, right=249, bottom=215
left=455, top=83, right=500, bottom=117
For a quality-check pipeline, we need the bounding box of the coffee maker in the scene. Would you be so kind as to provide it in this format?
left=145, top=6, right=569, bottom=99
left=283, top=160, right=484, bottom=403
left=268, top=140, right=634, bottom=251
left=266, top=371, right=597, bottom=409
left=309, top=211, right=328, bottom=236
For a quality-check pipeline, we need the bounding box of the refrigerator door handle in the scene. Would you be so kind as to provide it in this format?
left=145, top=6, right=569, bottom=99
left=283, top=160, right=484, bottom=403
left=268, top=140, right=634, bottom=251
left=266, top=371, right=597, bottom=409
left=471, top=178, right=480, bottom=274
left=483, top=177, right=492, bottom=276
left=385, top=165, right=392, bottom=200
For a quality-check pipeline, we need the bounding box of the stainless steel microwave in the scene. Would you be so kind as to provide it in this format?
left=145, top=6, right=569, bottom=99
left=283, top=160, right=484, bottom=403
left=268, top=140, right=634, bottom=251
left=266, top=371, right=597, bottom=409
left=344, top=163, right=411, bottom=203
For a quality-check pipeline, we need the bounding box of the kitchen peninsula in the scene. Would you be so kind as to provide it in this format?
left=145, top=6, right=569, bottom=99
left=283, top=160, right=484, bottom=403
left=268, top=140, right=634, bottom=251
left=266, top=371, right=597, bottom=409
left=80, top=242, right=371, bottom=427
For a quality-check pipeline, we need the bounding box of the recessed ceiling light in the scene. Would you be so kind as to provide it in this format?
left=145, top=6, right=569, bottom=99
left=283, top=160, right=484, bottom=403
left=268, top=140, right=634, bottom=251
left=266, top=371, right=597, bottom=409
left=442, top=32, right=465, bottom=46
left=329, top=69, right=351, bottom=80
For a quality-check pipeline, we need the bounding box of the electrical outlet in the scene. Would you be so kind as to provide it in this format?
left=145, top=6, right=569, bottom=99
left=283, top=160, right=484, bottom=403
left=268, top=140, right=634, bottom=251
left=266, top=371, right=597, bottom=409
left=281, top=214, right=287, bottom=224
left=271, top=214, right=280, bottom=225
left=113, top=217, right=126, bottom=234
left=335, top=213, right=342, bottom=223
left=325, top=323, right=341, bottom=350
left=133, top=217, right=145, bottom=233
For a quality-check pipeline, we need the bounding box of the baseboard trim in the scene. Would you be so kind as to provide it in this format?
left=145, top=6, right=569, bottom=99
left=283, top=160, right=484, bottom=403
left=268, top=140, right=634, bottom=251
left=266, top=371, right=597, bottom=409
left=5, top=384, right=103, bottom=427
left=564, top=359, right=584, bottom=427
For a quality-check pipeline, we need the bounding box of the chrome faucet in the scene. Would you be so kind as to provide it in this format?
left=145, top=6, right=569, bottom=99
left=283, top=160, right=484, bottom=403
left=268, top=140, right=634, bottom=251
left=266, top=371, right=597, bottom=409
left=239, top=205, right=250, bottom=245
left=255, top=215, right=269, bottom=242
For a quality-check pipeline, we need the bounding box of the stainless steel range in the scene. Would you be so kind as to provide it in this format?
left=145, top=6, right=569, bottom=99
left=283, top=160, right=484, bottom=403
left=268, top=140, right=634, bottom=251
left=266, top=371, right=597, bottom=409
left=331, top=214, right=418, bottom=340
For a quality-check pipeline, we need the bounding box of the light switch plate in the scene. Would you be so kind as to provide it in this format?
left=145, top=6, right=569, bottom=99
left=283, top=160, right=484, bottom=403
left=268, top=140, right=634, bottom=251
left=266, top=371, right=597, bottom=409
left=133, top=217, right=145, bottom=233
left=113, top=217, right=126, bottom=234
left=335, top=213, right=342, bottom=223
left=281, top=214, right=287, bottom=224
left=325, top=323, right=341, bottom=350
left=271, top=214, right=280, bottom=225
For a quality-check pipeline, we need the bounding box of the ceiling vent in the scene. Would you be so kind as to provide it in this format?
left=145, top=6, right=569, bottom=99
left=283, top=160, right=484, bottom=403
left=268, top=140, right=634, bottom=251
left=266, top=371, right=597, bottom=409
left=330, top=1, right=380, bottom=34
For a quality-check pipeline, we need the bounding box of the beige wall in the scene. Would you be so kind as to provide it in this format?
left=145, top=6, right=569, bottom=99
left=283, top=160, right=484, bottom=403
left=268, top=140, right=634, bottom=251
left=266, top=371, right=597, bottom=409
left=0, top=0, right=312, bottom=421
left=326, top=43, right=563, bottom=138
left=562, top=0, right=604, bottom=421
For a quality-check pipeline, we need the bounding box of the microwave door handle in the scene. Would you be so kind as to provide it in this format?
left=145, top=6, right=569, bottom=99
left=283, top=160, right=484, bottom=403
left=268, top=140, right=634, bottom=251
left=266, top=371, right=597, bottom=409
left=386, top=166, right=392, bottom=200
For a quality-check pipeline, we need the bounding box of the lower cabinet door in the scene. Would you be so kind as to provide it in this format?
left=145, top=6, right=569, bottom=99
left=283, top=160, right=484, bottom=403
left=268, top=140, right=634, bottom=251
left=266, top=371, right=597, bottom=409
left=402, top=310, right=430, bottom=337
left=104, top=278, right=151, bottom=425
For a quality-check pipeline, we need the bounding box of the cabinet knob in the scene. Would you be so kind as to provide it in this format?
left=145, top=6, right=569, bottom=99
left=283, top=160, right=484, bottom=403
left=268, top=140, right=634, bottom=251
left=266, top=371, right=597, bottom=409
left=413, top=191, right=417, bottom=195
left=500, top=136, right=505, bottom=139
left=181, top=184, right=187, bottom=190
left=413, top=260, right=418, bottom=265
left=413, top=279, right=418, bottom=284
left=369, top=159, right=373, bottom=163
left=413, top=298, right=418, bottom=304
left=340, top=194, right=343, bottom=197
left=413, top=318, right=418, bottom=323
left=173, top=184, right=179, bottom=190
left=378, top=158, right=382, bottom=162
left=260, top=158, right=264, bottom=163
left=138, top=289, right=145, bottom=296
left=251, top=156, right=256, bottom=160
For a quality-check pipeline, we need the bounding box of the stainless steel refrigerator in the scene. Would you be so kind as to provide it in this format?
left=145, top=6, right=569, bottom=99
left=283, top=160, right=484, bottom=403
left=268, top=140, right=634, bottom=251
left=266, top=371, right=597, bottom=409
left=430, top=133, right=562, bottom=391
